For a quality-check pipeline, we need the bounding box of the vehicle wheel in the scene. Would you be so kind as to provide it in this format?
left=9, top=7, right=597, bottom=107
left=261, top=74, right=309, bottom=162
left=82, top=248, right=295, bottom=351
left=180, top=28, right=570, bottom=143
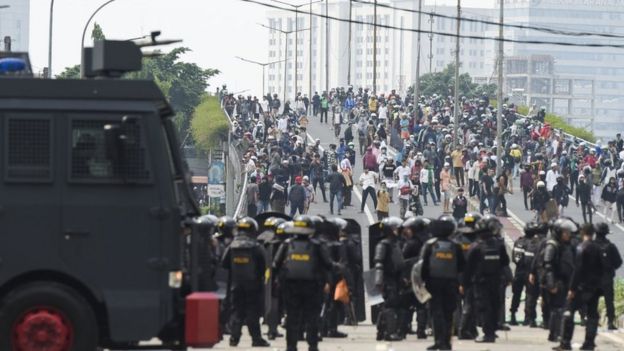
left=0, top=282, right=98, bottom=351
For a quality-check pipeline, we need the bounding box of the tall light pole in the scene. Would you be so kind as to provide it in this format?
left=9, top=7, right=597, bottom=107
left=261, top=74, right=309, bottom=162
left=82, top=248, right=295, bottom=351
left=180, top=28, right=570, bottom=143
left=347, top=0, right=353, bottom=86
left=260, top=24, right=310, bottom=104
left=235, top=56, right=285, bottom=97
left=270, top=0, right=321, bottom=100
left=325, top=0, right=329, bottom=93
left=372, top=0, right=378, bottom=93
left=80, top=0, right=118, bottom=77
left=413, top=0, right=422, bottom=106
left=428, top=12, right=434, bottom=74
left=453, top=0, right=461, bottom=148
left=47, top=0, right=54, bottom=78
left=496, top=0, right=505, bottom=176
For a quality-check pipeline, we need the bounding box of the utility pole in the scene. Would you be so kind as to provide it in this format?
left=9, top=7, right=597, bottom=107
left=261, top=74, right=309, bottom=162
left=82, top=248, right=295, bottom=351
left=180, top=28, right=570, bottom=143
left=325, top=0, right=329, bottom=93
left=48, top=0, right=54, bottom=78
left=413, top=0, right=422, bottom=106
left=260, top=24, right=310, bottom=105
left=295, top=7, right=299, bottom=97
left=496, top=0, right=504, bottom=176
left=428, top=12, right=434, bottom=74
left=453, top=0, right=461, bottom=148
left=347, top=0, right=353, bottom=86
left=372, top=0, right=378, bottom=93
left=309, top=0, right=313, bottom=111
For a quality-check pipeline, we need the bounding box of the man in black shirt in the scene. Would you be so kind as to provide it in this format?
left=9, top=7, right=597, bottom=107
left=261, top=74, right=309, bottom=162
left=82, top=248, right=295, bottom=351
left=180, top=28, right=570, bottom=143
left=326, top=164, right=346, bottom=215
left=480, top=168, right=495, bottom=215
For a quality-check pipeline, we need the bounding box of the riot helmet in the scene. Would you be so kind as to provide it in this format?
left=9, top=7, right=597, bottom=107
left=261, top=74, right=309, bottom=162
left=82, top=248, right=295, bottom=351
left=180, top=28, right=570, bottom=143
left=523, top=222, right=541, bottom=238
left=380, top=217, right=403, bottom=237
left=290, top=215, right=316, bottom=235
left=235, top=217, right=259, bottom=237
left=216, top=216, right=236, bottom=238
left=551, top=217, right=578, bottom=242
left=402, top=216, right=431, bottom=235
left=429, top=215, right=457, bottom=238
left=594, top=222, right=610, bottom=237
left=264, top=217, right=287, bottom=232
left=463, top=212, right=482, bottom=229
left=477, top=214, right=503, bottom=237
left=276, top=221, right=293, bottom=236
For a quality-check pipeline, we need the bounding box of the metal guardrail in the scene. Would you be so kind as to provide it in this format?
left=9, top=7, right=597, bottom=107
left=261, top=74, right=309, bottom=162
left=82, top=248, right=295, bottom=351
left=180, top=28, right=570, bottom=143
left=516, top=112, right=597, bottom=149
left=221, top=99, right=248, bottom=218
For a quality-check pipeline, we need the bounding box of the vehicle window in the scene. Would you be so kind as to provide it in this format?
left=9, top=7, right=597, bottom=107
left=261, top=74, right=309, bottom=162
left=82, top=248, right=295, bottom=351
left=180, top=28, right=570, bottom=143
left=70, top=118, right=150, bottom=182
left=5, top=116, right=52, bottom=182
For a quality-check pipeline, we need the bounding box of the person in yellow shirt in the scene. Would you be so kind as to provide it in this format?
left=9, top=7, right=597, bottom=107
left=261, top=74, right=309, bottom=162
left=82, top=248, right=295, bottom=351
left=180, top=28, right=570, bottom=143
left=509, top=144, right=523, bottom=178
left=368, top=96, right=378, bottom=114
left=450, top=146, right=465, bottom=187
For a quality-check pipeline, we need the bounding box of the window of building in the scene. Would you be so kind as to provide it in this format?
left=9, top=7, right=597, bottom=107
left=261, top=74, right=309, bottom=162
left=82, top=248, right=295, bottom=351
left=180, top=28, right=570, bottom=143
left=69, top=118, right=150, bottom=182
left=5, top=116, right=52, bottom=182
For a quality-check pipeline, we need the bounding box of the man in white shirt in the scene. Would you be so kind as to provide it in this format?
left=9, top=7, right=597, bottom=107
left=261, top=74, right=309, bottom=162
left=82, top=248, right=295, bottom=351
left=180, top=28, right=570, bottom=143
left=545, top=162, right=560, bottom=192
left=277, top=115, right=289, bottom=134
left=394, top=159, right=411, bottom=181
left=359, top=168, right=379, bottom=213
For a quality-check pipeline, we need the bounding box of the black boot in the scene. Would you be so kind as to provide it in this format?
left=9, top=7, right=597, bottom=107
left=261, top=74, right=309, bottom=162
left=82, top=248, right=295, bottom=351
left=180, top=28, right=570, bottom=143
left=580, top=318, right=598, bottom=350
left=509, top=313, right=518, bottom=326
left=608, top=318, right=618, bottom=330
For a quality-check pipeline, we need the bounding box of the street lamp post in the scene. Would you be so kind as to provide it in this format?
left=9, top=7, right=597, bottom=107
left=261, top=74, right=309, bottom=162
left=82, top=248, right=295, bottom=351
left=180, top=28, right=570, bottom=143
left=453, top=0, right=461, bottom=148
left=80, top=0, right=118, bottom=77
left=48, top=0, right=54, bottom=78
left=270, top=0, right=321, bottom=101
left=235, top=56, right=286, bottom=97
left=260, top=24, right=310, bottom=104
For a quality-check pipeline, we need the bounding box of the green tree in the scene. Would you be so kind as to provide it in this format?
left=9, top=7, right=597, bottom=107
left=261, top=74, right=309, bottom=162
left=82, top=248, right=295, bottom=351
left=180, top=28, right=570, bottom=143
left=411, top=64, right=497, bottom=99
left=91, top=22, right=106, bottom=41
left=56, top=23, right=106, bottom=79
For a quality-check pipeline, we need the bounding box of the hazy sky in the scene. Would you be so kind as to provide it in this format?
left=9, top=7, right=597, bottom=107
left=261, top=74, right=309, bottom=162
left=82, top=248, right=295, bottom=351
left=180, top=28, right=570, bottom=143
left=30, top=0, right=495, bottom=95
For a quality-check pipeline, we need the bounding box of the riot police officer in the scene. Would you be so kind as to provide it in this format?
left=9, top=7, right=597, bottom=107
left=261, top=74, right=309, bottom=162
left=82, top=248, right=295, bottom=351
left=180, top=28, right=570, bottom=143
left=273, top=215, right=340, bottom=351
left=373, top=216, right=405, bottom=342
left=320, top=217, right=349, bottom=338
left=221, top=217, right=270, bottom=347
left=556, top=223, right=603, bottom=351
left=464, top=215, right=510, bottom=343
left=543, top=218, right=578, bottom=343
left=216, top=215, right=237, bottom=334
left=257, top=217, right=288, bottom=340
left=400, top=216, right=431, bottom=339
left=509, top=222, right=533, bottom=325
left=529, top=223, right=552, bottom=329
left=420, top=215, right=465, bottom=350
left=454, top=212, right=481, bottom=340
left=519, top=222, right=545, bottom=327
left=594, top=222, right=623, bottom=330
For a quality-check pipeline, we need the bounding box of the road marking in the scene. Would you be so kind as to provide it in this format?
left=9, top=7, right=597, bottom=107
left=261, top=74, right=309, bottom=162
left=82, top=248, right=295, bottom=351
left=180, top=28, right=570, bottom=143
left=306, top=132, right=375, bottom=225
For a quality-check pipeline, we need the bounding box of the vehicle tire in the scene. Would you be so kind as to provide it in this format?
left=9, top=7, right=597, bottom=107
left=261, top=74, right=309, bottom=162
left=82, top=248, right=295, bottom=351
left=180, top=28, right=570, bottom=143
left=0, top=282, right=98, bottom=351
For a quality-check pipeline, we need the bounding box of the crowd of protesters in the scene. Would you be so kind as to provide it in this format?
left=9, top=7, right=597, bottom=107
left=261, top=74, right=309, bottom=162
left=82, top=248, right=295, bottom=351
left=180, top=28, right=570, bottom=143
left=218, top=84, right=624, bottom=226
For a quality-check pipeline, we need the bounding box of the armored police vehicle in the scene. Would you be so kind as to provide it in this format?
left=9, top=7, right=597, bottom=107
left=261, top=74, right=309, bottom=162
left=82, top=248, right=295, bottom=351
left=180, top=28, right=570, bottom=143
left=0, top=40, right=219, bottom=350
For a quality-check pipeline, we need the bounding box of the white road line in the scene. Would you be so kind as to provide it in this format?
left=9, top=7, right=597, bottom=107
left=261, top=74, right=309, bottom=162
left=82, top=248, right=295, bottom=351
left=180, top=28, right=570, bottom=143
left=306, top=132, right=375, bottom=225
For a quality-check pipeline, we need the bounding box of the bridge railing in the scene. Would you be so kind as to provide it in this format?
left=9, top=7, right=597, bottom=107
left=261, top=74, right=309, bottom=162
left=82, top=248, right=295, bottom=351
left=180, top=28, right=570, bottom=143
left=221, top=99, right=248, bottom=218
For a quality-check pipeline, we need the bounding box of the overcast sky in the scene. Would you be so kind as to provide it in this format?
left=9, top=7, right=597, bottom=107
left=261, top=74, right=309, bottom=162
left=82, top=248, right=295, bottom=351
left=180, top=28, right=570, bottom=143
left=30, top=0, right=495, bottom=95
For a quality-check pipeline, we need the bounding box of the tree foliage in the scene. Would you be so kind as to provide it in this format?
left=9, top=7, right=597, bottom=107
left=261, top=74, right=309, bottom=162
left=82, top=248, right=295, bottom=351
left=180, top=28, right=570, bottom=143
left=191, top=96, right=230, bottom=154
left=55, top=24, right=221, bottom=144
left=411, top=63, right=497, bottom=99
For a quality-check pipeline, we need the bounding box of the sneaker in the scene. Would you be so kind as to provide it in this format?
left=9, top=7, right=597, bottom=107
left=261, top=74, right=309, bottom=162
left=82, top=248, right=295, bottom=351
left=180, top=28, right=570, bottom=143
left=426, top=344, right=441, bottom=350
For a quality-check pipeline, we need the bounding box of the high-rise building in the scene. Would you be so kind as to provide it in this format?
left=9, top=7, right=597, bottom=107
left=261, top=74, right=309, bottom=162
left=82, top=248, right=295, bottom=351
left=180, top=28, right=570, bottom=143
left=502, top=0, right=624, bottom=139
left=264, top=0, right=494, bottom=101
left=0, top=0, right=29, bottom=52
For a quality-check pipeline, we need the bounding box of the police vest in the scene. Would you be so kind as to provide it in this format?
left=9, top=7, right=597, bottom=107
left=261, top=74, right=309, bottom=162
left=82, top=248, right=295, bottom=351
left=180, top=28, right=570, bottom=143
left=284, top=240, right=318, bottom=281
left=480, top=241, right=502, bottom=276
left=229, top=242, right=258, bottom=285
left=522, top=237, right=540, bottom=268
left=428, top=239, right=458, bottom=279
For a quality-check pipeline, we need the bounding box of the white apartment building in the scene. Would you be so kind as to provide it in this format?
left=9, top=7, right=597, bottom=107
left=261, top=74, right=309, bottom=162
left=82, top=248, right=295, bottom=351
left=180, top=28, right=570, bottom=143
left=265, top=0, right=495, bottom=101
left=0, top=0, right=29, bottom=52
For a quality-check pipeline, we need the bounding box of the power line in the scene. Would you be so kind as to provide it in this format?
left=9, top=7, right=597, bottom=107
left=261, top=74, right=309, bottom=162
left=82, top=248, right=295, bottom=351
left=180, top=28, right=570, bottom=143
left=241, top=0, right=624, bottom=49
left=352, top=0, right=624, bottom=40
